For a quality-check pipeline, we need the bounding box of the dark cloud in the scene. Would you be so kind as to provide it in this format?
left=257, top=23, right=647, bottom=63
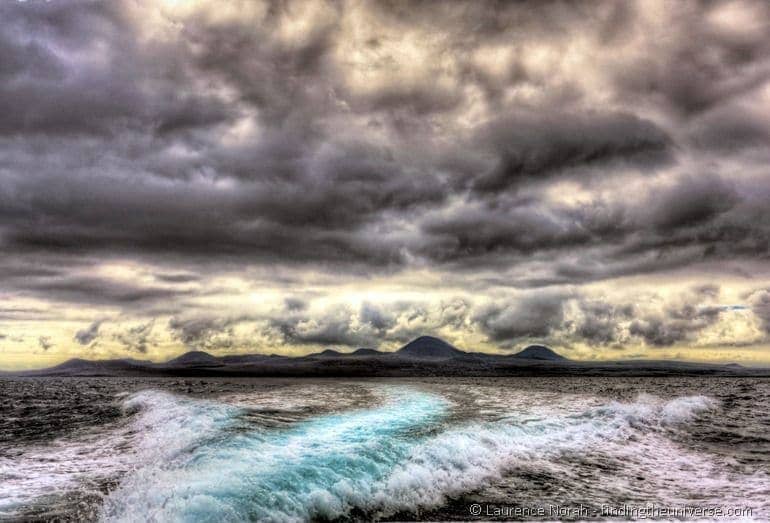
left=470, top=111, right=672, bottom=194
left=284, top=298, right=308, bottom=312
left=473, top=292, right=571, bottom=345
left=571, top=300, right=635, bottom=346
left=373, top=299, right=471, bottom=344
left=748, top=289, right=770, bottom=335
left=469, top=286, right=736, bottom=349
left=613, top=1, right=770, bottom=118
left=688, top=105, right=770, bottom=152
left=0, top=138, right=434, bottom=269
left=0, top=1, right=667, bottom=280
left=20, top=276, right=193, bottom=307
left=74, top=320, right=103, bottom=346
left=113, top=321, right=154, bottom=353
left=0, top=306, right=55, bottom=322
left=266, top=298, right=475, bottom=348
left=425, top=168, right=770, bottom=288
left=629, top=318, right=690, bottom=348
left=37, top=336, right=53, bottom=351
left=0, top=0, right=768, bottom=350
left=421, top=199, right=606, bottom=263
left=360, top=302, right=394, bottom=332
left=270, top=303, right=396, bottom=348
left=154, top=273, right=200, bottom=284
left=628, top=297, right=725, bottom=348
left=648, top=174, right=738, bottom=231
left=695, top=284, right=721, bottom=298
left=0, top=2, right=232, bottom=138
left=168, top=316, right=239, bottom=351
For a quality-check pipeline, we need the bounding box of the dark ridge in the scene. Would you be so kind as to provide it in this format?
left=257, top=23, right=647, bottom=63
left=166, top=351, right=222, bottom=366
left=512, top=345, right=568, bottom=361
left=122, top=358, right=154, bottom=366
left=220, top=354, right=277, bottom=364
left=30, top=357, right=152, bottom=376
left=49, top=358, right=91, bottom=371
left=350, top=348, right=382, bottom=357
left=309, top=349, right=344, bottom=358
left=11, top=335, right=768, bottom=377
left=50, top=357, right=152, bottom=371
left=396, top=335, right=465, bottom=359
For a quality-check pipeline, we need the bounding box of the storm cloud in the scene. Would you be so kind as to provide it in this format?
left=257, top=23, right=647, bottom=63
left=473, top=292, right=572, bottom=345
left=112, top=321, right=155, bottom=354
left=1, top=0, right=769, bottom=366
left=74, top=320, right=104, bottom=346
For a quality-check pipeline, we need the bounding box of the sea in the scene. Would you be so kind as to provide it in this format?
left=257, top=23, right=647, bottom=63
left=0, top=377, right=768, bottom=521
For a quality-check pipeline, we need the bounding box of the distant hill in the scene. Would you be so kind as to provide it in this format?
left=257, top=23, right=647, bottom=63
left=309, top=349, right=344, bottom=358
left=48, top=358, right=93, bottom=371
left=512, top=345, right=567, bottom=361
left=13, top=335, right=766, bottom=378
left=166, top=351, right=222, bottom=367
left=396, top=336, right=465, bottom=359
left=219, top=354, right=284, bottom=364
left=350, top=348, right=382, bottom=357
left=35, top=357, right=152, bottom=376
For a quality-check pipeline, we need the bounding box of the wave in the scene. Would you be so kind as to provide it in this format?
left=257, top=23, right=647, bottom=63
left=0, top=390, right=248, bottom=518
left=98, top=388, right=750, bottom=523
left=369, top=393, right=728, bottom=515
left=101, top=387, right=449, bottom=522
left=0, top=418, right=136, bottom=517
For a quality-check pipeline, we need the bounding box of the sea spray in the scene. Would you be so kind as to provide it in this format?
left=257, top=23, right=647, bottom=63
left=368, top=393, right=721, bottom=516
left=101, top=389, right=725, bottom=522
left=4, top=380, right=768, bottom=521
left=101, top=387, right=449, bottom=522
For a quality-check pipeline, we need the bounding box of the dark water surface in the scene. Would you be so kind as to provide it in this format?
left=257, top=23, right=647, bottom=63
left=1, top=377, right=768, bottom=521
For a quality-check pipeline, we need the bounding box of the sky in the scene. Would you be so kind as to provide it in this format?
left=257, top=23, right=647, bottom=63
left=1, top=0, right=770, bottom=370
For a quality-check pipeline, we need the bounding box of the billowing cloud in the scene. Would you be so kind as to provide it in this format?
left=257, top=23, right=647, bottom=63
left=270, top=303, right=393, bottom=348
left=473, top=291, right=572, bottom=345
left=569, top=299, right=635, bottom=346
left=74, top=320, right=104, bottom=346
left=113, top=321, right=155, bottom=354
left=748, top=289, right=770, bottom=334
left=1, top=0, right=769, bottom=367
left=469, top=111, right=672, bottom=194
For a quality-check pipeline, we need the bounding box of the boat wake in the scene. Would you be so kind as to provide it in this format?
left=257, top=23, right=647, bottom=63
left=2, top=384, right=768, bottom=521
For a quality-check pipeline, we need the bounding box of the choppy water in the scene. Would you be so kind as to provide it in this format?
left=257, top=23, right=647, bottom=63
left=1, top=377, right=768, bottom=521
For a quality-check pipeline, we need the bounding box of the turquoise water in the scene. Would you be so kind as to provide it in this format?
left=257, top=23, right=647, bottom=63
left=101, top=388, right=449, bottom=522
left=2, top=378, right=769, bottom=521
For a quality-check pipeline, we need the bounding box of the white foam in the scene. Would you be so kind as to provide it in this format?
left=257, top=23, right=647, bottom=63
left=660, top=395, right=717, bottom=424
left=0, top=424, right=131, bottom=516
left=367, top=394, right=724, bottom=516
left=98, top=389, right=753, bottom=522
left=0, top=390, right=243, bottom=517
left=100, top=387, right=449, bottom=522
left=5, top=386, right=766, bottom=522
left=122, top=390, right=241, bottom=459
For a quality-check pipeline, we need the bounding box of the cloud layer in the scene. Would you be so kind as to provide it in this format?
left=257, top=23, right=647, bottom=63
left=1, top=0, right=769, bottom=367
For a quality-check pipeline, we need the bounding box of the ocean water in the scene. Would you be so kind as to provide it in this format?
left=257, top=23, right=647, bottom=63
left=0, top=377, right=768, bottom=521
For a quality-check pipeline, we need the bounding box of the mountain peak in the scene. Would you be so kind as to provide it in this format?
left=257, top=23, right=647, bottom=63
left=312, top=349, right=343, bottom=358
left=166, top=350, right=221, bottom=366
left=512, top=345, right=567, bottom=361
left=397, top=335, right=464, bottom=359
left=50, top=357, right=91, bottom=370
